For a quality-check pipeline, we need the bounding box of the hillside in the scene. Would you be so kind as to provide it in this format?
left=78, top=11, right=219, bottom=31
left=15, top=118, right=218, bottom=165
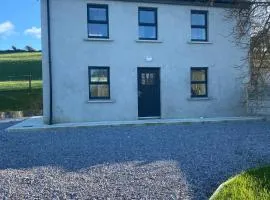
left=0, top=52, right=42, bottom=113
left=0, top=52, right=42, bottom=81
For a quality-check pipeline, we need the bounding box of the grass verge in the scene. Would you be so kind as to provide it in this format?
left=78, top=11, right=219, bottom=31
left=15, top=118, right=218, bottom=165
left=210, top=166, right=270, bottom=200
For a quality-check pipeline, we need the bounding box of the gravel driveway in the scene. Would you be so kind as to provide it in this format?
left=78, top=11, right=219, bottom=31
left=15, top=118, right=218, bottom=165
left=0, top=121, right=270, bottom=199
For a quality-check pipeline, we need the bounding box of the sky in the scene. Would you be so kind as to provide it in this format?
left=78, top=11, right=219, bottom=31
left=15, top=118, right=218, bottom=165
left=0, top=0, right=41, bottom=50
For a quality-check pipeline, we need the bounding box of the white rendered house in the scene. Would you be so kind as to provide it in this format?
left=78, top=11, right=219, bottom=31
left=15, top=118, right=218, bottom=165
left=41, top=0, right=249, bottom=124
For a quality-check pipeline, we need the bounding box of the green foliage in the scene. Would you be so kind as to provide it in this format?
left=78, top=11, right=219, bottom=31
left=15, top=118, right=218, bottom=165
left=0, top=52, right=42, bottom=80
left=211, top=166, right=270, bottom=200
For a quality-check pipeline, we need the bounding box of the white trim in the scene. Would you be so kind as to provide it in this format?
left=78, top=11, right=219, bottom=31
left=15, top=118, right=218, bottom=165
left=138, top=116, right=161, bottom=120
left=187, top=41, right=213, bottom=44
left=84, top=38, right=114, bottom=42
left=135, top=40, right=163, bottom=43
left=137, top=65, right=163, bottom=68
left=87, top=99, right=115, bottom=103
left=187, top=97, right=214, bottom=101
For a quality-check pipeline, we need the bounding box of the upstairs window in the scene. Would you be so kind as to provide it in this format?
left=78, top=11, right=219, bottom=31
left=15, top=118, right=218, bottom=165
left=89, top=67, right=110, bottom=99
left=191, top=10, right=208, bottom=41
left=138, top=7, right=158, bottom=40
left=87, top=4, right=109, bottom=38
left=191, top=68, right=208, bottom=97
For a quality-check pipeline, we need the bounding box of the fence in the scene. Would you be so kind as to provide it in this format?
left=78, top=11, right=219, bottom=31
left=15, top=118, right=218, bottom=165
left=0, top=73, right=43, bottom=115
left=6, top=74, right=33, bottom=93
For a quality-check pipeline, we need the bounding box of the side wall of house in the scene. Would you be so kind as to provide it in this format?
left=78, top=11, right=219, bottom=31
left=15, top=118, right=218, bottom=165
left=41, top=0, right=50, bottom=124
left=41, top=0, right=249, bottom=123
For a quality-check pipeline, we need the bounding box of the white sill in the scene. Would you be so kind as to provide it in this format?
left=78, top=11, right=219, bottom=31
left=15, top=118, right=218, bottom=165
left=87, top=99, right=115, bottom=103
left=135, top=39, right=163, bottom=43
left=187, top=41, right=213, bottom=44
left=84, top=38, right=114, bottom=42
left=187, top=97, right=213, bottom=101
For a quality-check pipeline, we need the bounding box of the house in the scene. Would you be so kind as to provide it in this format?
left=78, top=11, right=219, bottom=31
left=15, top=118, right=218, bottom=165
left=41, top=0, right=249, bottom=124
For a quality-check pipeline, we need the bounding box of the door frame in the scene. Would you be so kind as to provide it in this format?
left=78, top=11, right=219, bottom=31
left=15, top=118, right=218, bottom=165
left=137, top=67, right=161, bottom=119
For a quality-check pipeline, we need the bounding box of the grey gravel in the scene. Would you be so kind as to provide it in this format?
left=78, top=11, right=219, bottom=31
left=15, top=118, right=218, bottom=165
left=0, top=121, right=270, bottom=199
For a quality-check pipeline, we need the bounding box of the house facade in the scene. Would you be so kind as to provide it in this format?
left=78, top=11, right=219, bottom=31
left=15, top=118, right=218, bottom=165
left=41, top=0, right=249, bottom=124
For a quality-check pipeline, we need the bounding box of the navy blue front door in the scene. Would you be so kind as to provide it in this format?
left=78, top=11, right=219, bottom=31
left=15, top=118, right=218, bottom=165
left=138, top=68, right=161, bottom=118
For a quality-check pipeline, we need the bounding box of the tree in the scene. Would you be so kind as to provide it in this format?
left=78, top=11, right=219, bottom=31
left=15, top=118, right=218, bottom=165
left=222, top=0, right=270, bottom=113
left=11, top=46, right=17, bottom=51
left=25, top=45, right=36, bottom=52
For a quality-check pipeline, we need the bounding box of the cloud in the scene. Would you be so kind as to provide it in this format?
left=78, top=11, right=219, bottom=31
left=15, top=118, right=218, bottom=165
left=0, top=21, right=15, bottom=38
left=24, top=27, right=41, bottom=39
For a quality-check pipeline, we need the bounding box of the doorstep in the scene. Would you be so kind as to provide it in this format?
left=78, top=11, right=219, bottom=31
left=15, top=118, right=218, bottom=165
left=6, top=116, right=265, bottom=132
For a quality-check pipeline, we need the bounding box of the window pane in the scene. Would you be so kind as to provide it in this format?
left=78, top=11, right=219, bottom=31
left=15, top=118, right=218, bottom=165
left=191, top=13, right=206, bottom=26
left=191, top=70, right=206, bottom=81
left=191, top=84, right=207, bottom=96
left=91, top=69, right=108, bottom=82
left=88, top=24, right=108, bottom=37
left=191, top=28, right=206, bottom=41
left=141, top=73, right=155, bottom=85
left=139, top=10, right=156, bottom=24
left=139, top=26, right=156, bottom=39
left=90, top=84, right=109, bottom=98
left=89, top=7, right=107, bottom=21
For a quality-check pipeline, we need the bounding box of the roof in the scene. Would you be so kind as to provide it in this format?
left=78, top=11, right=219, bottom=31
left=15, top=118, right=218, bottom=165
left=109, top=0, right=250, bottom=8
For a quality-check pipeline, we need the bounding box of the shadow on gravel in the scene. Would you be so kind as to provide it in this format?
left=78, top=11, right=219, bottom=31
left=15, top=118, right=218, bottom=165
left=0, top=121, right=270, bottom=199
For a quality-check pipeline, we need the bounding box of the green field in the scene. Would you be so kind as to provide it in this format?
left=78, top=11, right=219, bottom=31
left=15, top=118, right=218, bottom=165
left=0, top=52, right=42, bottom=81
left=0, top=81, right=42, bottom=112
left=0, top=80, right=42, bottom=91
left=0, top=52, right=42, bottom=113
left=211, top=166, right=270, bottom=200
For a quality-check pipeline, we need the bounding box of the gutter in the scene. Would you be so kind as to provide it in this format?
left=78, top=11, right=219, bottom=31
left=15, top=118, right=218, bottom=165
left=107, top=0, right=250, bottom=8
left=46, top=0, right=53, bottom=125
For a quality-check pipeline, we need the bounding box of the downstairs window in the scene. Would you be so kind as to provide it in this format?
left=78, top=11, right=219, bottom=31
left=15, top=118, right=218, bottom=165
left=89, top=67, right=110, bottom=99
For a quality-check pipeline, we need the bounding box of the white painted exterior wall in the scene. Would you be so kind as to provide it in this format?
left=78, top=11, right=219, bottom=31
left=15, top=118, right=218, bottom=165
left=41, top=0, right=248, bottom=123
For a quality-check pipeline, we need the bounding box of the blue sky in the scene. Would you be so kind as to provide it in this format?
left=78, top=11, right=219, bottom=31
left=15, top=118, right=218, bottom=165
left=0, top=0, right=41, bottom=50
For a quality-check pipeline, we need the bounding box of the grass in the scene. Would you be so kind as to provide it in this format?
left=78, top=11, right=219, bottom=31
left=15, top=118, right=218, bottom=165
left=0, top=52, right=42, bottom=80
left=0, top=80, right=42, bottom=112
left=211, top=166, right=270, bottom=200
left=0, top=80, right=42, bottom=91
left=0, top=52, right=42, bottom=113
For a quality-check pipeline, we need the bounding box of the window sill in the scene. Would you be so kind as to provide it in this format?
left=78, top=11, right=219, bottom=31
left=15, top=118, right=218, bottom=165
left=187, top=97, right=213, bottom=101
left=87, top=99, right=115, bottom=103
left=135, top=40, right=163, bottom=43
left=84, top=38, right=114, bottom=42
left=187, top=41, right=213, bottom=44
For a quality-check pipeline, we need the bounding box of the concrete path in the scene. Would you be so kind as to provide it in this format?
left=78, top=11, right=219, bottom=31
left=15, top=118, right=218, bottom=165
left=7, top=116, right=264, bottom=131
